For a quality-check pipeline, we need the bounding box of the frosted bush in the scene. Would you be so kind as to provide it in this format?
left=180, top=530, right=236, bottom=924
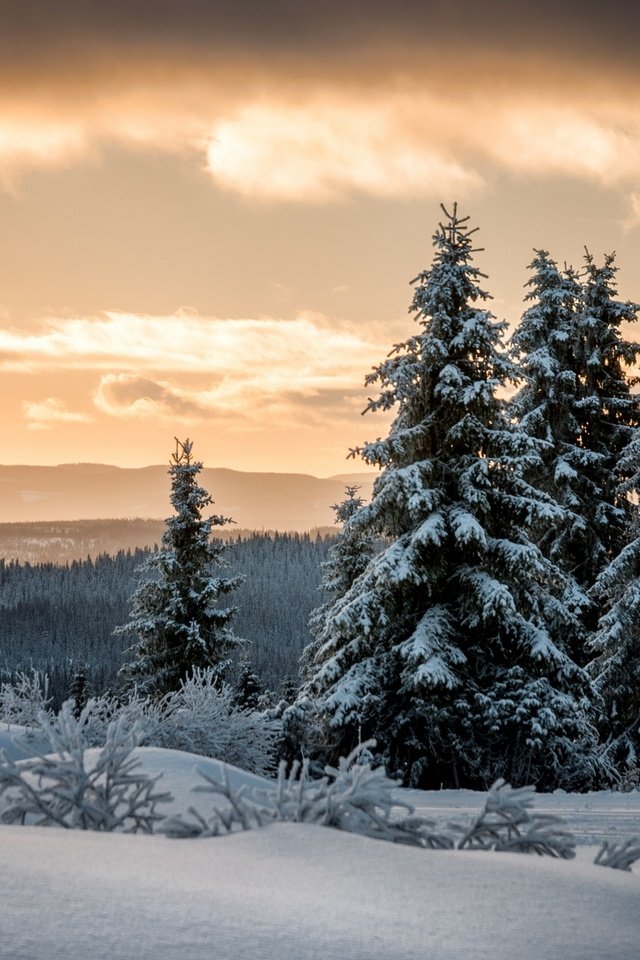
left=157, top=669, right=279, bottom=776
left=0, top=701, right=172, bottom=832
left=0, top=670, right=52, bottom=728
left=164, top=740, right=454, bottom=847
left=64, top=669, right=279, bottom=777
left=76, top=694, right=165, bottom=750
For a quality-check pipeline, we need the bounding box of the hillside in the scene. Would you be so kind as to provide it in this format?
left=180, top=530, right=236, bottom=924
left=0, top=464, right=375, bottom=530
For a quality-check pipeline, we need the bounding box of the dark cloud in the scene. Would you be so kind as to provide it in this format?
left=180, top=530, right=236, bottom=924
left=1, top=1, right=638, bottom=77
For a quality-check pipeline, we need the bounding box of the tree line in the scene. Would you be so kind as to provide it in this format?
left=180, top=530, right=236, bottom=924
left=0, top=533, right=332, bottom=705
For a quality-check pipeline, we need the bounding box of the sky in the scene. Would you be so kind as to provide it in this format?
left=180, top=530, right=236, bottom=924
left=1, top=0, right=639, bottom=475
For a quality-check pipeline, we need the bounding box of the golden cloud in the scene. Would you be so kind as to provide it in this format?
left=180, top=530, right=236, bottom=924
left=205, top=100, right=482, bottom=202
left=0, top=310, right=385, bottom=374
left=9, top=311, right=394, bottom=426
left=0, top=61, right=638, bottom=202
left=23, top=397, right=93, bottom=430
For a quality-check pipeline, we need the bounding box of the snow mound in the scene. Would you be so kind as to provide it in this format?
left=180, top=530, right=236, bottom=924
left=0, top=820, right=637, bottom=960
left=120, top=745, right=273, bottom=817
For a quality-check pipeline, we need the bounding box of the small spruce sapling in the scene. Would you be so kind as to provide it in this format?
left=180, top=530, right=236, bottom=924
left=117, top=438, right=244, bottom=697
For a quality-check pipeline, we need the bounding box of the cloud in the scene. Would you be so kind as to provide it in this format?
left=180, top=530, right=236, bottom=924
left=2, top=311, right=392, bottom=427
left=94, top=375, right=209, bottom=420
left=0, top=4, right=637, bottom=200
left=93, top=372, right=369, bottom=427
left=23, top=397, right=93, bottom=430
left=202, top=94, right=640, bottom=201
left=205, top=101, right=482, bottom=201
left=0, top=311, right=387, bottom=378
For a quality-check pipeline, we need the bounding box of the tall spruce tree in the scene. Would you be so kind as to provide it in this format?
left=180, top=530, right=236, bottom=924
left=282, top=486, right=378, bottom=766
left=589, top=431, right=640, bottom=772
left=301, top=205, right=601, bottom=791
left=571, top=250, right=639, bottom=592
left=118, top=438, right=243, bottom=697
left=508, top=252, right=592, bottom=653
left=304, top=485, right=377, bottom=677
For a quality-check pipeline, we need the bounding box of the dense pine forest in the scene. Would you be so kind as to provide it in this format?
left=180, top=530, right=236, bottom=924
left=0, top=533, right=333, bottom=704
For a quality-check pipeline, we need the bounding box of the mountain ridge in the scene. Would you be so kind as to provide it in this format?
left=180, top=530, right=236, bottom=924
left=0, top=463, right=376, bottom=530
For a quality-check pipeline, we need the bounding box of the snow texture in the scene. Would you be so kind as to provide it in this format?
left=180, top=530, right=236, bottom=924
left=0, top=817, right=637, bottom=960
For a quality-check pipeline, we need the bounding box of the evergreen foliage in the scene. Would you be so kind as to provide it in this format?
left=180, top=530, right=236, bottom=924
left=234, top=660, right=263, bottom=709
left=68, top=663, right=91, bottom=718
left=304, top=485, right=378, bottom=676
left=299, top=205, right=601, bottom=790
left=281, top=486, right=379, bottom=766
left=589, top=434, right=640, bottom=771
left=508, top=252, right=592, bottom=644
left=117, top=439, right=244, bottom=697
left=510, top=249, right=638, bottom=595
left=0, top=533, right=332, bottom=704
left=510, top=247, right=640, bottom=775
left=570, top=250, right=638, bottom=592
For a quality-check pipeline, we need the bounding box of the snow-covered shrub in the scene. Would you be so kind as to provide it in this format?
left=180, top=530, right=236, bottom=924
left=156, top=668, right=279, bottom=775
left=0, top=701, right=172, bottom=832
left=75, top=694, right=166, bottom=750
left=64, top=669, right=278, bottom=776
left=454, top=779, right=576, bottom=858
left=594, top=837, right=640, bottom=871
left=164, top=741, right=454, bottom=847
left=0, top=670, right=52, bottom=728
left=162, top=765, right=271, bottom=838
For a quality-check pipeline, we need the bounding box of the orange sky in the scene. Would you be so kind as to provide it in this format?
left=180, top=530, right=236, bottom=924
left=1, top=1, right=639, bottom=475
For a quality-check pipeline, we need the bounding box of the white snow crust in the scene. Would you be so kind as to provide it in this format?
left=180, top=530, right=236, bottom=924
left=0, top=744, right=638, bottom=960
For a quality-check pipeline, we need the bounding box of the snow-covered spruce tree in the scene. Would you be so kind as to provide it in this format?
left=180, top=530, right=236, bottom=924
left=508, top=252, right=593, bottom=656
left=118, top=438, right=244, bottom=697
left=281, top=486, right=377, bottom=767
left=510, top=248, right=639, bottom=768
left=302, top=205, right=602, bottom=791
left=234, top=660, right=263, bottom=710
left=304, top=485, right=378, bottom=679
left=571, top=250, right=639, bottom=595
left=68, top=663, right=91, bottom=718
left=511, top=250, right=638, bottom=598
left=589, top=431, right=640, bottom=774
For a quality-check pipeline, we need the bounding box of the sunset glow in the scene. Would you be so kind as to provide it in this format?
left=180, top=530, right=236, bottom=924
left=1, top=1, right=639, bottom=474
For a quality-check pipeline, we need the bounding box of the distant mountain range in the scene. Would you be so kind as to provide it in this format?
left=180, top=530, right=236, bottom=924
left=0, top=464, right=376, bottom=530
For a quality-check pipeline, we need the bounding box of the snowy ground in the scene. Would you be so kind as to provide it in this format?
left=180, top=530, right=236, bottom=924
left=0, top=728, right=638, bottom=960
left=402, top=785, right=640, bottom=845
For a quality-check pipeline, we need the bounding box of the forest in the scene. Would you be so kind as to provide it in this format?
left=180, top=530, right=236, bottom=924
left=0, top=533, right=332, bottom=703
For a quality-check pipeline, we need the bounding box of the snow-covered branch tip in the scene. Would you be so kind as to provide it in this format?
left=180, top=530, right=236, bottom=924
left=166, top=741, right=455, bottom=849
left=0, top=700, right=173, bottom=832
left=594, top=838, right=640, bottom=872
left=453, top=779, right=576, bottom=859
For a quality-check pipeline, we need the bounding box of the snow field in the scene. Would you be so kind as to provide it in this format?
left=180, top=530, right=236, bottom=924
left=0, top=742, right=638, bottom=960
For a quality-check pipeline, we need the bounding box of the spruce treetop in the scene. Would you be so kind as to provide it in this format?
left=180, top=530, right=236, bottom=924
left=357, top=204, right=519, bottom=481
